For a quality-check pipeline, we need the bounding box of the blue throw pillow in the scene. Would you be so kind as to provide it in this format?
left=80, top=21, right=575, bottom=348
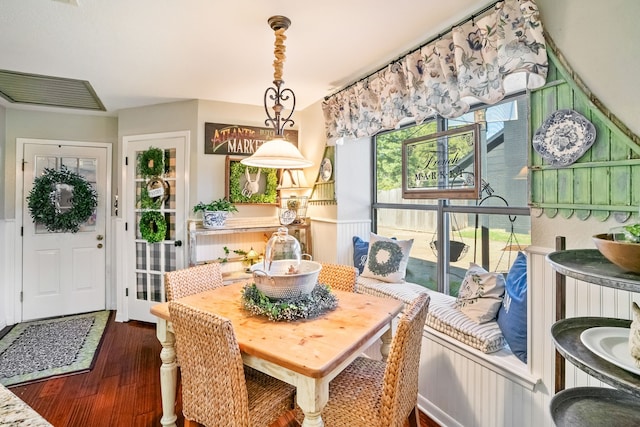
left=497, top=251, right=528, bottom=363
left=353, top=236, right=369, bottom=274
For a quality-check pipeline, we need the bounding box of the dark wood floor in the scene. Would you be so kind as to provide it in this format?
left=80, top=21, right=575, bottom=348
left=7, top=312, right=440, bottom=427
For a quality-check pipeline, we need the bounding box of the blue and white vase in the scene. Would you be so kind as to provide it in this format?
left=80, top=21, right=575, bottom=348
left=202, top=210, right=228, bottom=228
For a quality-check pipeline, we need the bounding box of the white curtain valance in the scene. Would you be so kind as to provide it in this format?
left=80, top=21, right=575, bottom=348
left=322, top=0, right=548, bottom=143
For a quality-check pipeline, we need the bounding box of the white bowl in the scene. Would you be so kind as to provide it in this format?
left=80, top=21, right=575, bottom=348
left=250, top=260, right=322, bottom=299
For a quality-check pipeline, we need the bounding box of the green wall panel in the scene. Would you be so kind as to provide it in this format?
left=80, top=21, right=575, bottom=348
left=530, top=47, right=639, bottom=223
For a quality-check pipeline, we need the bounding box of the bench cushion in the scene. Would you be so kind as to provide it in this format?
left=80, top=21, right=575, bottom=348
left=427, top=291, right=507, bottom=353
left=355, top=276, right=506, bottom=354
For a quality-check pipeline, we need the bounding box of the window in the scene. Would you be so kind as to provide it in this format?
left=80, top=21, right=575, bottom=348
left=373, top=95, right=530, bottom=296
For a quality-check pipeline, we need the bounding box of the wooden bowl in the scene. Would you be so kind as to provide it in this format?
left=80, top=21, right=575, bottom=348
left=593, top=233, right=640, bottom=274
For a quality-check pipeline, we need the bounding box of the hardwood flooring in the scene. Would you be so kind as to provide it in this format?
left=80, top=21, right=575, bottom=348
left=7, top=312, right=440, bottom=427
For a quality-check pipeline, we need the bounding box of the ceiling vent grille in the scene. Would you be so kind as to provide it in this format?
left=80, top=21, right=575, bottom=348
left=0, top=69, right=106, bottom=111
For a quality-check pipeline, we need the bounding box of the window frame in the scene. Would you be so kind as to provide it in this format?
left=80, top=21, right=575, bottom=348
left=371, top=93, right=530, bottom=295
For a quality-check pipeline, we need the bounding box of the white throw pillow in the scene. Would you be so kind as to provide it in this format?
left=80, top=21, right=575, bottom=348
left=361, top=233, right=413, bottom=283
left=456, top=263, right=505, bottom=324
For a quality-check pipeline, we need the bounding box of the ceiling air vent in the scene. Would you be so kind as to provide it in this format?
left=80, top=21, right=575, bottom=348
left=0, top=69, right=106, bottom=111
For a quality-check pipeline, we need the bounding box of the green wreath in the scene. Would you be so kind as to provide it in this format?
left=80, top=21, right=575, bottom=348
left=138, top=147, right=164, bottom=178
left=367, top=240, right=405, bottom=277
left=139, top=211, right=167, bottom=243
left=242, top=283, right=338, bottom=321
left=27, top=166, right=98, bottom=233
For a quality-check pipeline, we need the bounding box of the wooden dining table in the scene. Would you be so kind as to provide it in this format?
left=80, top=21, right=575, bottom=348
left=150, top=281, right=403, bottom=427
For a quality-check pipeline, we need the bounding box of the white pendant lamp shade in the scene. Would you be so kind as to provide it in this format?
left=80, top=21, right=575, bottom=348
left=240, top=15, right=313, bottom=169
left=241, top=136, right=313, bottom=168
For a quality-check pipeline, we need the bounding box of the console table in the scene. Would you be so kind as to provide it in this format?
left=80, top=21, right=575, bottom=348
left=188, top=217, right=312, bottom=267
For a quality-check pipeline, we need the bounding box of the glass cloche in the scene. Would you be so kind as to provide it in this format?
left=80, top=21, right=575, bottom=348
left=264, top=227, right=301, bottom=273
left=250, top=227, right=321, bottom=299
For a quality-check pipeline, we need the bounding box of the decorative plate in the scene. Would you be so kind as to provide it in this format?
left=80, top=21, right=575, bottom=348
left=320, top=158, right=332, bottom=182
left=279, top=209, right=296, bottom=225
left=580, top=326, right=640, bottom=376
left=532, top=109, right=596, bottom=167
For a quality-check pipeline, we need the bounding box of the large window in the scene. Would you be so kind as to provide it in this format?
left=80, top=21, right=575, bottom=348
left=373, top=95, right=530, bottom=296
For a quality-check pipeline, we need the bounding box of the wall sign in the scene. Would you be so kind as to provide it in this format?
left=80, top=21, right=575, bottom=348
left=402, top=123, right=481, bottom=200
left=204, top=122, right=298, bottom=155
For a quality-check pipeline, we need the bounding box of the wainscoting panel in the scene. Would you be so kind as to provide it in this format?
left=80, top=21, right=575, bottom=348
left=418, top=247, right=558, bottom=427
left=310, top=217, right=370, bottom=265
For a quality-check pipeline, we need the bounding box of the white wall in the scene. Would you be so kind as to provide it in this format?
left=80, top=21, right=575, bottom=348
left=537, top=0, right=640, bottom=138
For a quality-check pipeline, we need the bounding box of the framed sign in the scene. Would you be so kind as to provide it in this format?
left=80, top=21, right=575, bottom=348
left=205, top=123, right=298, bottom=155
left=224, top=156, right=278, bottom=205
left=402, top=123, right=481, bottom=199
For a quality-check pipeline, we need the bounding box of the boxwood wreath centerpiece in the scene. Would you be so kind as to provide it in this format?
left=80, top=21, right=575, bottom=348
left=241, top=283, right=338, bottom=321
left=27, top=166, right=98, bottom=233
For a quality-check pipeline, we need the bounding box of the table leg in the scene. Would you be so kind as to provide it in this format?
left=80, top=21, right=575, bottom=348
left=296, top=376, right=329, bottom=427
left=380, top=327, right=392, bottom=361
left=156, top=319, right=178, bottom=427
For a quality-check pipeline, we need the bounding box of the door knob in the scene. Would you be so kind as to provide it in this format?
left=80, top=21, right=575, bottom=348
left=174, top=240, right=183, bottom=247
left=97, top=243, right=103, bottom=249
left=97, top=235, right=104, bottom=241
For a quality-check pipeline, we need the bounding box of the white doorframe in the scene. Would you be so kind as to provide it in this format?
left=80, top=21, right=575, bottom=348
left=118, top=130, right=190, bottom=322
left=14, top=138, right=113, bottom=325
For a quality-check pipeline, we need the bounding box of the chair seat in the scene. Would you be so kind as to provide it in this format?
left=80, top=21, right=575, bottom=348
left=323, top=357, right=386, bottom=426
left=245, top=367, right=296, bottom=426
left=294, top=293, right=429, bottom=427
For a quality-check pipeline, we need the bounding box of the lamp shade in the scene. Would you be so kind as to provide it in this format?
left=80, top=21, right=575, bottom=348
left=277, top=169, right=309, bottom=190
left=240, top=136, right=313, bottom=168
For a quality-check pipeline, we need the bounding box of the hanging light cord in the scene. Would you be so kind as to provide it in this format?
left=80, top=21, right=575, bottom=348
left=273, top=27, right=286, bottom=82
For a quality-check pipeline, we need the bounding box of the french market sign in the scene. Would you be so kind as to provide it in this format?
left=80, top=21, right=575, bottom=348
left=204, top=122, right=298, bottom=155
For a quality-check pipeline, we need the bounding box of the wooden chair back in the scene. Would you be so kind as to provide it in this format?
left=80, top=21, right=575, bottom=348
left=165, top=263, right=223, bottom=301
left=318, top=263, right=358, bottom=292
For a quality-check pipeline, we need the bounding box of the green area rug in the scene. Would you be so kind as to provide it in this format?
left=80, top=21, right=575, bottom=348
left=0, top=310, right=110, bottom=387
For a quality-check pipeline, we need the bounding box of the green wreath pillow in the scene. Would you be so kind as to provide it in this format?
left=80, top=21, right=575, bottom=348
left=139, top=211, right=167, bottom=243
left=361, top=232, right=413, bottom=283
left=27, top=166, right=98, bottom=233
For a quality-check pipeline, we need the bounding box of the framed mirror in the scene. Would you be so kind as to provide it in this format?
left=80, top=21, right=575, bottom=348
left=402, top=123, right=481, bottom=200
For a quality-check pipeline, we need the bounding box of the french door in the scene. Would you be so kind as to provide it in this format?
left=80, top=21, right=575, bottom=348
left=125, top=132, right=188, bottom=322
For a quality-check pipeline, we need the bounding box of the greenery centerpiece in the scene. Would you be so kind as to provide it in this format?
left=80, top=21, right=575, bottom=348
left=193, top=198, right=238, bottom=228
left=241, top=283, right=338, bottom=322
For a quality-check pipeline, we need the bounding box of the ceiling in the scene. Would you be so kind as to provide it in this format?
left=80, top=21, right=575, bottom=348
left=0, top=0, right=492, bottom=115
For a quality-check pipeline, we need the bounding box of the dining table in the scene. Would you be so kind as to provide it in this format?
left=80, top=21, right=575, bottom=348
left=150, top=281, right=404, bottom=427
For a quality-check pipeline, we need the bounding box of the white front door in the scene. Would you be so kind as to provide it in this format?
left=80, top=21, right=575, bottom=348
left=125, top=132, right=188, bottom=323
left=22, top=142, right=109, bottom=321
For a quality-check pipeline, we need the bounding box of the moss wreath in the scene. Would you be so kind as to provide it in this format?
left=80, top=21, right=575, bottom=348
left=366, top=240, right=405, bottom=277
left=139, top=211, right=167, bottom=243
left=27, top=166, right=98, bottom=233
left=138, top=147, right=164, bottom=178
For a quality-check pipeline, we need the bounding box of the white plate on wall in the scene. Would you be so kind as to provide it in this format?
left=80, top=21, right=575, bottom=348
left=580, top=326, right=640, bottom=376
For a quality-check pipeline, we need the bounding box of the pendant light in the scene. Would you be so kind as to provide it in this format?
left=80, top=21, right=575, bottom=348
left=241, top=16, right=313, bottom=169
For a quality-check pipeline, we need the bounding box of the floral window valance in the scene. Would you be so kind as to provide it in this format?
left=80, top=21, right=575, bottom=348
left=322, top=0, right=548, bottom=143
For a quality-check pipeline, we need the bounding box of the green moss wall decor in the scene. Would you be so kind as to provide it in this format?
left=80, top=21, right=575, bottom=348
left=226, top=156, right=278, bottom=204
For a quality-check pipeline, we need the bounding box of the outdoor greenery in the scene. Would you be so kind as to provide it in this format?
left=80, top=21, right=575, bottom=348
left=376, top=121, right=436, bottom=191
left=458, top=227, right=531, bottom=244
